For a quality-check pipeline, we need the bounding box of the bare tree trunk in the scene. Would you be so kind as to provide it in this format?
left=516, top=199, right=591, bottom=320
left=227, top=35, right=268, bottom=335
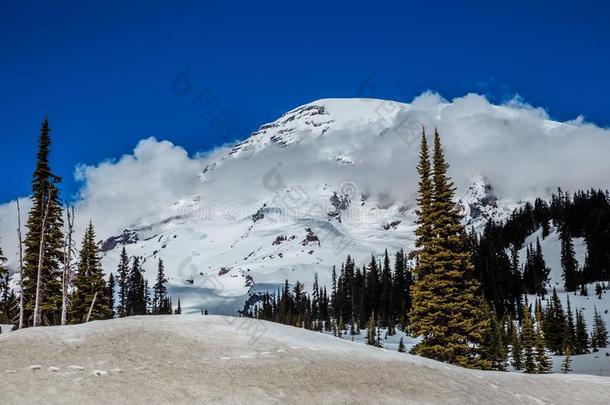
left=86, top=291, right=98, bottom=323
left=16, top=200, right=24, bottom=329
left=33, top=199, right=50, bottom=328
left=61, top=205, right=74, bottom=326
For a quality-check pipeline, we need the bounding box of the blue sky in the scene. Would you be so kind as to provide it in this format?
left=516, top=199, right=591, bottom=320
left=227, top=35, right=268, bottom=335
left=1, top=0, right=609, bottom=203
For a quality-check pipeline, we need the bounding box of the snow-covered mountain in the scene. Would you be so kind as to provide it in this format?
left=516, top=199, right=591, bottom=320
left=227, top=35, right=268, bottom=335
left=96, top=97, right=521, bottom=315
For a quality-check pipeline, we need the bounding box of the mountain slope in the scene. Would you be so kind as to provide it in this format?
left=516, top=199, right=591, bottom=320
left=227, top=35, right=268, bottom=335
left=1, top=315, right=609, bottom=404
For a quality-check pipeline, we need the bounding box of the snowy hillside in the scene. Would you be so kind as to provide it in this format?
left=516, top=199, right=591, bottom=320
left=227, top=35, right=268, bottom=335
left=1, top=315, right=609, bottom=404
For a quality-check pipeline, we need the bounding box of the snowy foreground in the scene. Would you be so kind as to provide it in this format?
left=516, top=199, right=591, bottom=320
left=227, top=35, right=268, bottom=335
left=1, top=316, right=609, bottom=404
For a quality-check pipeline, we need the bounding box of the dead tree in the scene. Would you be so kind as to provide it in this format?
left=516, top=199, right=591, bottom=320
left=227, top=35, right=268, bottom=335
left=85, top=291, right=98, bottom=323
left=16, top=200, right=24, bottom=329
left=61, top=205, right=75, bottom=326
left=33, top=198, right=50, bottom=327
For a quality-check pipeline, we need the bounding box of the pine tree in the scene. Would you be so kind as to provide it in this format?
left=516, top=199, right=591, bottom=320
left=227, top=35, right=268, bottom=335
left=366, top=312, right=376, bottom=346
left=22, top=118, right=65, bottom=326
left=484, top=309, right=507, bottom=370
left=574, top=309, right=590, bottom=354
left=510, top=324, right=522, bottom=370
left=410, top=129, right=491, bottom=369
left=545, top=288, right=566, bottom=354
left=521, top=306, right=536, bottom=373
left=560, top=224, right=579, bottom=292
left=413, top=129, right=434, bottom=277
left=561, top=345, right=572, bottom=374
left=153, top=259, right=168, bottom=314
left=72, top=222, right=111, bottom=323
left=174, top=298, right=182, bottom=315
left=563, top=295, right=576, bottom=350
left=126, top=256, right=146, bottom=316
left=592, top=306, right=609, bottom=349
left=0, top=246, right=12, bottom=324
left=398, top=336, right=406, bottom=353
left=107, top=273, right=115, bottom=318
left=535, top=324, right=551, bottom=373
left=116, top=247, right=129, bottom=317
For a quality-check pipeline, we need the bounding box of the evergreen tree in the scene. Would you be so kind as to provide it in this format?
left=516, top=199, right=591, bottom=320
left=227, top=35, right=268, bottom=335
left=72, top=222, right=111, bottom=323
left=153, top=258, right=168, bottom=314
left=413, top=129, right=434, bottom=278
left=126, top=256, right=146, bottom=316
left=366, top=312, right=376, bottom=346
left=510, top=324, right=522, bottom=370
left=592, top=306, right=609, bottom=349
left=116, top=247, right=129, bottom=317
left=0, top=246, right=16, bottom=324
left=22, top=118, right=65, bottom=326
left=410, top=129, right=491, bottom=369
left=561, top=345, right=572, bottom=374
left=560, top=224, right=579, bottom=292
left=484, top=310, right=507, bottom=370
left=379, top=249, right=392, bottom=326
left=544, top=288, right=566, bottom=354
left=521, top=306, right=536, bottom=373
left=535, top=324, right=551, bottom=373
left=174, top=298, right=182, bottom=314
left=574, top=308, right=590, bottom=354
left=107, top=273, right=115, bottom=318
left=398, top=336, right=406, bottom=353
left=563, top=295, right=576, bottom=351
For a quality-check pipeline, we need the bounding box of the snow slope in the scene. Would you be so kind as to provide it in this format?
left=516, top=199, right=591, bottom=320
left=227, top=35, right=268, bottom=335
left=1, top=315, right=609, bottom=404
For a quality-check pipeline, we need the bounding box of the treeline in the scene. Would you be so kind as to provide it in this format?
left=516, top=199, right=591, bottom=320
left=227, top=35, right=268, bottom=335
left=0, top=118, right=180, bottom=330
left=471, top=188, right=610, bottom=319
left=253, top=249, right=412, bottom=334
left=252, top=129, right=610, bottom=372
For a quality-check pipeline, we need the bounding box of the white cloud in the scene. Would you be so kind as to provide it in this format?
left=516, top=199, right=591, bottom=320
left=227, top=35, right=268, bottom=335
left=73, top=137, right=203, bottom=237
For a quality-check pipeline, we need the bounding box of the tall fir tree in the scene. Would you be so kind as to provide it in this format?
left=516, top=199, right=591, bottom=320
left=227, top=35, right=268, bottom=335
left=116, top=247, right=129, bottom=317
left=153, top=258, right=168, bottom=314
left=560, top=224, right=579, bottom=292
left=561, top=345, right=572, bottom=374
left=22, top=118, right=65, bottom=326
left=126, top=256, right=146, bottom=316
left=535, top=324, right=551, bottom=373
left=72, top=222, right=111, bottom=323
left=107, top=273, right=115, bottom=319
left=574, top=308, right=590, bottom=354
left=410, top=129, right=491, bottom=369
left=521, top=306, right=536, bottom=373
left=0, top=246, right=15, bottom=324
left=413, top=129, right=434, bottom=278
left=510, top=323, right=522, bottom=370
left=592, top=306, right=609, bottom=349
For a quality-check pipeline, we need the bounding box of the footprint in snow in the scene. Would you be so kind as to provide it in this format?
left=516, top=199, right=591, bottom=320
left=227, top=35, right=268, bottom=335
left=28, top=365, right=42, bottom=370
left=67, top=365, right=85, bottom=371
left=93, top=370, right=108, bottom=377
left=48, top=367, right=60, bottom=372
